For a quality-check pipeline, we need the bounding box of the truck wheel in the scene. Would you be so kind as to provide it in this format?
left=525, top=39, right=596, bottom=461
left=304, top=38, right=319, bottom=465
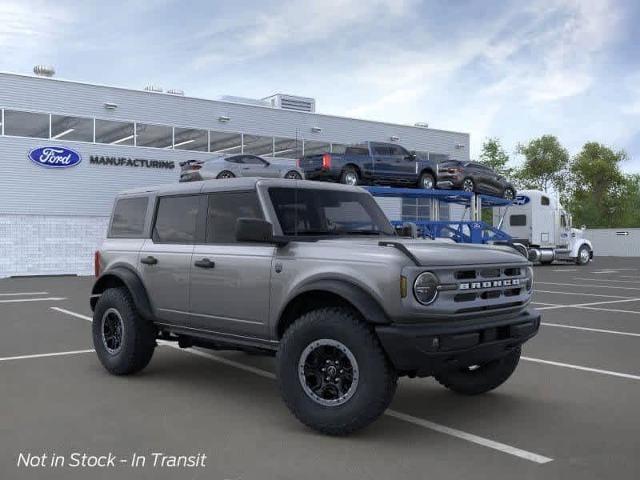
left=434, top=347, right=521, bottom=395
left=576, top=245, right=591, bottom=265
left=418, top=172, right=435, bottom=189
left=277, top=307, right=397, bottom=435
left=339, top=167, right=359, bottom=186
left=92, top=287, right=157, bottom=375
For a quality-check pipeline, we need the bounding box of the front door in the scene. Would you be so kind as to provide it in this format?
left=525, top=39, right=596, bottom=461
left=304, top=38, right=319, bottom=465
left=189, top=190, right=274, bottom=340
left=139, top=194, right=202, bottom=325
left=239, top=155, right=274, bottom=177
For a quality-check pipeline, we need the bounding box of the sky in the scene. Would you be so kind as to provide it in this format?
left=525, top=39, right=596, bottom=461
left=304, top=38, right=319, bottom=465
left=1, top=0, right=639, bottom=172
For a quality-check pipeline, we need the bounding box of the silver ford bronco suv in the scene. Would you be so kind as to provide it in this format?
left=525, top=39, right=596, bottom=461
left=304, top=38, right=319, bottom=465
left=91, top=178, right=540, bottom=435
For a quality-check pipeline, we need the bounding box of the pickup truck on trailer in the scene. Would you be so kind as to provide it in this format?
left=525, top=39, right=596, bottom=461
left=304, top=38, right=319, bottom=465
left=299, top=141, right=439, bottom=189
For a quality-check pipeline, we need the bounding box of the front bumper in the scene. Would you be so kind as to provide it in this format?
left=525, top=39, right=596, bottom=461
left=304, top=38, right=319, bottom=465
left=375, top=309, right=540, bottom=376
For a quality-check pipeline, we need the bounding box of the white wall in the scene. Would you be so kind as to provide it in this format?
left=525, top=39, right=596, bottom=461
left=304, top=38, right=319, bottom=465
left=584, top=228, right=640, bottom=257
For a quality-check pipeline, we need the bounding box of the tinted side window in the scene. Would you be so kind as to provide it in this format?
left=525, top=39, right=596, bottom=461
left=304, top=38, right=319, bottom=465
left=242, top=156, right=267, bottom=165
left=372, top=144, right=390, bottom=155
left=510, top=214, right=527, bottom=226
left=109, top=197, right=149, bottom=238
left=206, top=191, right=263, bottom=243
left=541, top=196, right=550, bottom=206
left=388, top=145, right=409, bottom=156
left=345, top=146, right=369, bottom=156
left=153, top=195, right=200, bottom=244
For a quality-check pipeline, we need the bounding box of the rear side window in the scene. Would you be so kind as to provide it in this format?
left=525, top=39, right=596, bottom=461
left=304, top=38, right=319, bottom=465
left=510, top=214, right=527, bottom=226
left=345, top=146, right=369, bottom=156
left=206, top=191, right=263, bottom=243
left=153, top=195, right=200, bottom=244
left=109, top=197, right=149, bottom=238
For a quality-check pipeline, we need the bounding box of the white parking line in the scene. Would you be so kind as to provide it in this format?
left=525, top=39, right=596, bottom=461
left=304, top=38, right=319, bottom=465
left=51, top=307, right=92, bottom=321
left=534, top=297, right=640, bottom=311
left=541, top=322, right=640, bottom=338
left=522, top=357, right=640, bottom=381
left=551, top=268, right=576, bottom=272
left=165, top=343, right=552, bottom=464
left=575, top=306, right=640, bottom=315
left=535, top=290, right=631, bottom=299
left=0, top=291, right=49, bottom=296
left=0, top=297, right=67, bottom=304
left=537, top=281, right=640, bottom=291
left=573, top=277, right=640, bottom=285
left=0, top=349, right=94, bottom=362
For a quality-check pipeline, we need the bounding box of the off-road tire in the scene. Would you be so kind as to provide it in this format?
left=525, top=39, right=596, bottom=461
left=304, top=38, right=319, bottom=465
left=92, top=287, right=157, bottom=375
left=339, top=167, right=359, bottom=186
left=418, top=172, right=435, bottom=190
left=434, top=347, right=521, bottom=395
left=576, top=245, right=591, bottom=265
left=277, top=308, right=397, bottom=435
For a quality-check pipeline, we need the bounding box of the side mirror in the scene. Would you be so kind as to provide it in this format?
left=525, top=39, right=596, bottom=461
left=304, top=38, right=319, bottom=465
left=236, top=218, right=274, bottom=243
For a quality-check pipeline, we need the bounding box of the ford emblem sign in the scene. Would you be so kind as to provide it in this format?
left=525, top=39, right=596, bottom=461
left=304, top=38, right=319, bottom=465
left=513, top=195, right=530, bottom=206
left=28, top=146, right=82, bottom=169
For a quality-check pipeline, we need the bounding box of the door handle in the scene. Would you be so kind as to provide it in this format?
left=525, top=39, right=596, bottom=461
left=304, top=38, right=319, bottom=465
left=140, top=256, right=158, bottom=265
left=194, top=258, right=215, bottom=269
left=242, top=167, right=251, bottom=170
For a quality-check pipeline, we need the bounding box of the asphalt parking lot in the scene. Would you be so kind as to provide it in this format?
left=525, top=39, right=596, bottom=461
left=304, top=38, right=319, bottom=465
left=2, top=257, right=640, bottom=480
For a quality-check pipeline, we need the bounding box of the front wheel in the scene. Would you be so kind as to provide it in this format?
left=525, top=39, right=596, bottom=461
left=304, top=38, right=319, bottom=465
left=434, top=348, right=521, bottom=395
left=418, top=172, right=435, bottom=189
left=576, top=245, right=592, bottom=265
left=92, top=288, right=157, bottom=375
left=277, top=308, right=397, bottom=435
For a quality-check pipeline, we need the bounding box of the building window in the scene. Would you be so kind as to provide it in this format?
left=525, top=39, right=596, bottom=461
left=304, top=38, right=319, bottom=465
left=303, top=140, right=330, bottom=156
left=3, top=110, right=49, bottom=138
left=136, top=123, right=173, bottom=149
left=51, top=115, right=94, bottom=142
left=209, top=131, right=242, bottom=154
left=402, top=198, right=431, bottom=222
left=243, top=134, right=274, bottom=156
left=95, top=119, right=135, bottom=145
left=173, top=127, right=208, bottom=151
left=273, top=137, right=301, bottom=158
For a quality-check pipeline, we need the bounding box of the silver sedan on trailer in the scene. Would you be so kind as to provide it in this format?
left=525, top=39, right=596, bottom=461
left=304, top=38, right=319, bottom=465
left=179, top=154, right=305, bottom=182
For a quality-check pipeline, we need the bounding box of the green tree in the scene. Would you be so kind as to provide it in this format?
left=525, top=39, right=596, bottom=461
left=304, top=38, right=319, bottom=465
left=514, top=135, right=569, bottom=193
left=568, top=143, right=639, bottom=227
left=478, top=137, right=512, bottom=176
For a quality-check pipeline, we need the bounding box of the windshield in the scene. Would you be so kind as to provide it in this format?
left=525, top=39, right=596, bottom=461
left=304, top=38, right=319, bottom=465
left=268, top=188, right=396, bottom=237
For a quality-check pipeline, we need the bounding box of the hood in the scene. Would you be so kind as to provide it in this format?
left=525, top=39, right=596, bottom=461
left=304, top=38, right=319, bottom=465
left=308, top=237, right=526, bottom=266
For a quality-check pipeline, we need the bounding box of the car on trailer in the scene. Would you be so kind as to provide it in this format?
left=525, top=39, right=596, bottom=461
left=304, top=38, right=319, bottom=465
left=437, top=160, right=516, bottom=199
left=179, top=154, right=304, bottom=182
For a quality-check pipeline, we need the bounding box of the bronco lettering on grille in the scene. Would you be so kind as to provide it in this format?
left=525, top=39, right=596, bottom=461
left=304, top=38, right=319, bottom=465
left=459, top=278, right=521, bottom=290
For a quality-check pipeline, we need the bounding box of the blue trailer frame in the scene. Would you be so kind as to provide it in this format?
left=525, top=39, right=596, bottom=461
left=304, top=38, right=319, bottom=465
left=364, top=186, right=513, bottom=244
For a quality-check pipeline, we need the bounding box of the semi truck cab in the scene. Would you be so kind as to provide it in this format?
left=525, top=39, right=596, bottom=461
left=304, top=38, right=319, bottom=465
left=494, top=189, right=593, bottom=265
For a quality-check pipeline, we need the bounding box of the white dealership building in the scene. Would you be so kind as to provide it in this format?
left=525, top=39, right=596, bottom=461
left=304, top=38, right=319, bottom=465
left=0, top=70, right=470, bottom=277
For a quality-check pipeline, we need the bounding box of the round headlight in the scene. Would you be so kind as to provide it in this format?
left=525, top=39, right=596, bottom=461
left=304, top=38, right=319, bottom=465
left=413, top=272, right=439, bottom=305
left=525, top=266, right=534, bottom=291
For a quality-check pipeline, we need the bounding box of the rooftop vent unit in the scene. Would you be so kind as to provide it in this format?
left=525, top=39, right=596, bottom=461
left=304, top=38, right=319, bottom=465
left=33, top=65, right=55, bottom=77
left=414, top=122, right=429, bottom=128
left=219, top=95, right=271, bottom=108
left=144, top=85, right=163, bottom=93
left=167, top=88, right=184, bottom=96
left=263, top=94, right=316, bottom=113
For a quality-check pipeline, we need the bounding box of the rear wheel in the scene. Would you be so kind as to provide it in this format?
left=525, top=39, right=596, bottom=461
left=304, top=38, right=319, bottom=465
left=92, top=288, right=156, bottom=375
left=576, top=244, right=591, bottom=265
left=503, top=187, right=515, bottom=200
left=418, top=172, right=435, bottom=189
left=435, top=348, right=521, bottom=395
left=284, top=170, right=302, bottom=180
left=462, top=178, right=475, bottom=193
left=339, top=167, right=359, bottom=186
left=277, top=307, right=397, bottom=435
left=216, top=170, right=235, bottom=179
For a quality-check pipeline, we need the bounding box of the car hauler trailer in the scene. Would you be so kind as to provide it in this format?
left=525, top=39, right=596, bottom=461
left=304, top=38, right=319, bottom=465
left=492, top=190, right=593, bottom=265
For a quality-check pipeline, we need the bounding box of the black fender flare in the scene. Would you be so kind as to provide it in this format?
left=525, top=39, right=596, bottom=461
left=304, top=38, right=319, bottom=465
left=90, top=266, right=154, bottom=320
left=280, top=279, right=390, bottom=326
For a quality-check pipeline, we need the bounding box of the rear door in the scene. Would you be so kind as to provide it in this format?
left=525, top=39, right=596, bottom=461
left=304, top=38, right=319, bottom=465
left=139, top=194, right=203, bottom=325
left=387, top=144, right=415, bottom=183
left=189, top=190, right=274, bottom=339
left=370, top=143, right=394, bottom=181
